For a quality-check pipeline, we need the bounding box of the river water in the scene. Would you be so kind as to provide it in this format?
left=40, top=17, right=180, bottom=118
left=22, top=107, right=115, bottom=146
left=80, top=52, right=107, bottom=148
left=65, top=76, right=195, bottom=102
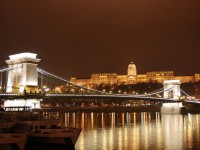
left=56, top=111, right=200, bottom=150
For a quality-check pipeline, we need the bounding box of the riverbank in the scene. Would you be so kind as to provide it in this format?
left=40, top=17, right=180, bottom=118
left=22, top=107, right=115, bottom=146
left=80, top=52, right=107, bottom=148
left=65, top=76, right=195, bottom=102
left=33, top=106, right=161, bottom=113
left=32, top=105, right=200, bottom=113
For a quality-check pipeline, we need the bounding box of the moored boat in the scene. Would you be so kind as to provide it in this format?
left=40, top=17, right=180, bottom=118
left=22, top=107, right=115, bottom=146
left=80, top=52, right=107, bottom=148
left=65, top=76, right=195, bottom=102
left=0, top=120, right=28, bottom=150
left=15, top=113, right=81, bottom=149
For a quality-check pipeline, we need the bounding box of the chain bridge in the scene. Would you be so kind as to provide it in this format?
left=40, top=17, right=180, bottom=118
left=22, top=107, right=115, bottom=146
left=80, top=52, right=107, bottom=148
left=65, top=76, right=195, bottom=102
left=0, top=52, right=199, bottom=113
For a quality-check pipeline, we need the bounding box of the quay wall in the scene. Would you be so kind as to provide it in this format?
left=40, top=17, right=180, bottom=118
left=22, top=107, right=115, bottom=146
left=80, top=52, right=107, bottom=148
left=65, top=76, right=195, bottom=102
left=33, top=106, right=161, bottom=113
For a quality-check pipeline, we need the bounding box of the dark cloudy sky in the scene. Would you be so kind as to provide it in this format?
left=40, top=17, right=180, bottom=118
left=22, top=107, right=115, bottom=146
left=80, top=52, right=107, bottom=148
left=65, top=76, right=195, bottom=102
left=0, top=0, right=199, bottom=79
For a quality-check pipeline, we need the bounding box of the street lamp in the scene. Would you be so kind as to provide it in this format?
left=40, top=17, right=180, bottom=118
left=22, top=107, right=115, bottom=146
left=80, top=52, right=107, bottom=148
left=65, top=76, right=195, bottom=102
left=43, top=86, right=49, bottom=93
left=80, top=88, right=84, bottom=94
left=45, top=88, right=49, bottom=92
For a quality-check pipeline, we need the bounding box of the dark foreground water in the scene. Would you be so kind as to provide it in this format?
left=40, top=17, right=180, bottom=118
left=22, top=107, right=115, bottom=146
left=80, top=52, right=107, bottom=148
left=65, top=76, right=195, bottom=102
left=58, top=112, right=200, bottom=150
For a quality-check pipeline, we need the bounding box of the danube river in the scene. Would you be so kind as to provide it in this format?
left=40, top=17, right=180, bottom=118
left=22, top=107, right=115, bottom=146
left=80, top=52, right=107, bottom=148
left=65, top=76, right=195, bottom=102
left=49, top=111, right=200, bottom=150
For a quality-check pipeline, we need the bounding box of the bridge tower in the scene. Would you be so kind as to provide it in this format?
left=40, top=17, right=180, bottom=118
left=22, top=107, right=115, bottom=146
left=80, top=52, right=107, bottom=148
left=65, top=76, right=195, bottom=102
left=161, top=80, right=184, bottom=114
left=4, top=52, right=41, bottom=109
left=163, top=80, right=181, bottom=100
left=6, top=52, right=40, bottom=94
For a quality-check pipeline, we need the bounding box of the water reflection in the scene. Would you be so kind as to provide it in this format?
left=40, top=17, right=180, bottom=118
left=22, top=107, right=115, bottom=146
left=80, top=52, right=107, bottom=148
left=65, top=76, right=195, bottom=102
left=161, top=114, right=183, bottom=149
left=43, top=112, right=200, bottom=150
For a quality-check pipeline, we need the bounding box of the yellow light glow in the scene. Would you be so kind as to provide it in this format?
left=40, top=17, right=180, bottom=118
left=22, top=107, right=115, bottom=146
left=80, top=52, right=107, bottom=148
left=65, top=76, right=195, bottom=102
left=4, top=99, right=41, bottom=109
left=164, top=80, right=181, bottom=84
left=19, top=86, right=24, bottom=93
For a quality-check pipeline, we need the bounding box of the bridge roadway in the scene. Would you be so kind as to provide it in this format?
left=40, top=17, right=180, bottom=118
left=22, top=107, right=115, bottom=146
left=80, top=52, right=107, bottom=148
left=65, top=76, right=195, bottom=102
left=45, top=93, right=200, bottom=104
left=0, top=93, right=199, bottom=105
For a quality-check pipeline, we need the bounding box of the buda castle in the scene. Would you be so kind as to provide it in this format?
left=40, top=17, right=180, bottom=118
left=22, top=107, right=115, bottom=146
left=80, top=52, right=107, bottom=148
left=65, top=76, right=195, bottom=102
left=70, top=61, right=200, bottom=87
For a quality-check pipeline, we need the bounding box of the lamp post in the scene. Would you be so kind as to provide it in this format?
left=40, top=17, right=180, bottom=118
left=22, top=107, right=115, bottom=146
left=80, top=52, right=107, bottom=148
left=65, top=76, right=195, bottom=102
left=43, top=85, right=49, bottom=94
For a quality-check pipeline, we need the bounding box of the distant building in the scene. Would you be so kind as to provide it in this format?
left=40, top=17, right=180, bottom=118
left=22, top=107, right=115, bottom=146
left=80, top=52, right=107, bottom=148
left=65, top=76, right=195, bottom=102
left=70, top=61, right=200, bottom=87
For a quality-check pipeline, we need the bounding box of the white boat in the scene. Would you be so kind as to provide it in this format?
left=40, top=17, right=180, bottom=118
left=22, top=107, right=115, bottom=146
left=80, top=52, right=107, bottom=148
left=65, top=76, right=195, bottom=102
left=0, top=121, right=28, bottom=150
left=15, top=114, right=81, bottom=149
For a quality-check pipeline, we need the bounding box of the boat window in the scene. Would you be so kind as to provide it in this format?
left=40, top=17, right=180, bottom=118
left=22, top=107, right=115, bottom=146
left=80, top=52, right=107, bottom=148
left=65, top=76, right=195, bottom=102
left=50, top=125, right=57, bottom=129
left=12, top=135, right=20, bottom=138
left=40, top=126, right=46, bottom=129
left=61, top=130, right=74, bottom=133
left=1, top=128, right=9, bottom=133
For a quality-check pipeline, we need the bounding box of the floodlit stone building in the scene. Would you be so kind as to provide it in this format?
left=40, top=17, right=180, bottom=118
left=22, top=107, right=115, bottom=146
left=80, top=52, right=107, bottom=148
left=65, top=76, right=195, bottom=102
left=4, top=52, right=41, bottom=109
left=6, top=52, right=40, bottom=93
left=70, top=61, right=200, bottom=87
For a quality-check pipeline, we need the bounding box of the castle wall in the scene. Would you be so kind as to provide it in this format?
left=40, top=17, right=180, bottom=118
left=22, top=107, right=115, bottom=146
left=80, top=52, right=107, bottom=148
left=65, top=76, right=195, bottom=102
left=69, top=63, right=200, bottom=86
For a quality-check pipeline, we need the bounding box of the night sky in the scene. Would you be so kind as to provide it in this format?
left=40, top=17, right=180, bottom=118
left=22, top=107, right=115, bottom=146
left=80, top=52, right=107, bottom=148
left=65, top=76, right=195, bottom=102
left=0, top=0, right=200, bottom=79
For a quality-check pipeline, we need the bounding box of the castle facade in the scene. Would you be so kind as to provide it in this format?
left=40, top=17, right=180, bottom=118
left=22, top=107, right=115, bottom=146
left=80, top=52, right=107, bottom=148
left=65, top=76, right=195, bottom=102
left=70, top=61, right=200, bottom=87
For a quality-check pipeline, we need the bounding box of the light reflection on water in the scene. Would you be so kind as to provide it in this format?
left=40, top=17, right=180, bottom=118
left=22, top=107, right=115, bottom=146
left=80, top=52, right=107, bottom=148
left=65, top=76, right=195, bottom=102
left=46, top=112, right=200, bottom=150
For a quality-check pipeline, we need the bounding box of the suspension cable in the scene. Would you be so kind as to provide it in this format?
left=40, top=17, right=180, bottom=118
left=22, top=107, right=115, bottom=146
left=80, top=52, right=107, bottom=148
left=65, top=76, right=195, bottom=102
left=0, top=66, right=22, bottom=72
left=133, top=87, right=173, bottom=97
left=180, top=89, right=195, bottom=100
left=37, top=68, right=106, bottom=94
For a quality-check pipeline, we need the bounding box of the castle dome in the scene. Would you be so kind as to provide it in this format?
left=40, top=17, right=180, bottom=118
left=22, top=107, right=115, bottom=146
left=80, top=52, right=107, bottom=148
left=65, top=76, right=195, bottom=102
left=127, top=60, right=137, bottom=76
left=128, top=61, right=136, bottom=69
